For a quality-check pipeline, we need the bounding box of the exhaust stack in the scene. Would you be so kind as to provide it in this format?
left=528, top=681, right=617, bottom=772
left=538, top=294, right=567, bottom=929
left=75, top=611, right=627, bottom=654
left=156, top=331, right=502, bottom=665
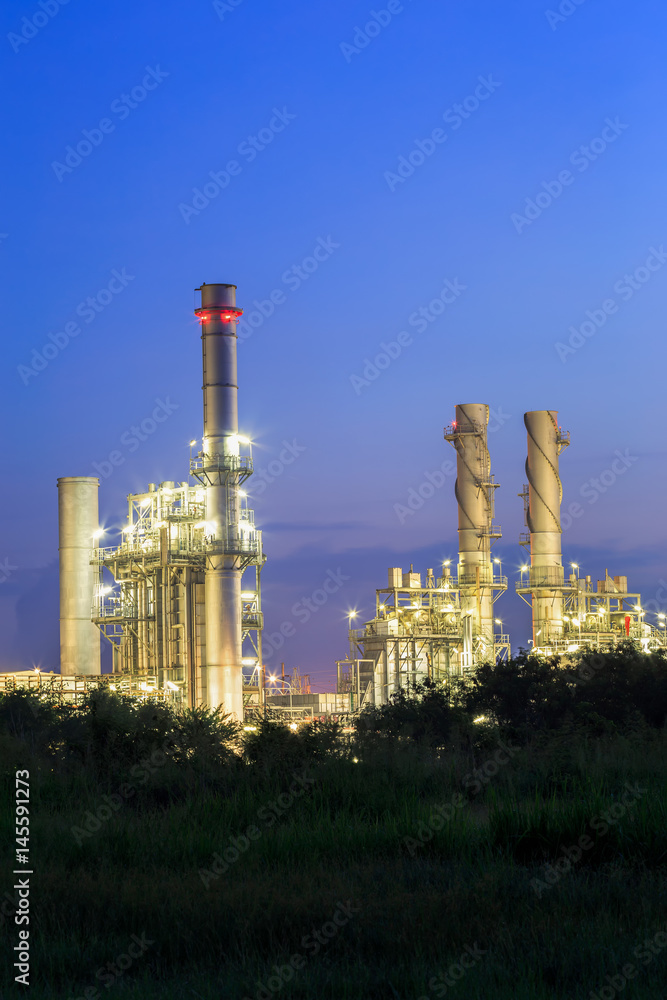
left=58, top=476, right=101, bottom=675
left=522, top=410, right=570, bottom=648
left=445, top=404, right=504, bottom=666
left=195, top=283, right=246, bottom=718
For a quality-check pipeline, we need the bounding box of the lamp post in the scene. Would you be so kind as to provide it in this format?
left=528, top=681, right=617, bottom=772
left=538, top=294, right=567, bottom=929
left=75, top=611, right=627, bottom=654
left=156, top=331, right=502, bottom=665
left=267, top=675, right=295, bottom=717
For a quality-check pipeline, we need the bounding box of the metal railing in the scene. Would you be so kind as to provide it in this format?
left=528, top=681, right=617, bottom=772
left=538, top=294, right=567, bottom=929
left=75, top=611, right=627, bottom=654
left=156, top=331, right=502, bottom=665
left=190, top=455, right=253, bottom=475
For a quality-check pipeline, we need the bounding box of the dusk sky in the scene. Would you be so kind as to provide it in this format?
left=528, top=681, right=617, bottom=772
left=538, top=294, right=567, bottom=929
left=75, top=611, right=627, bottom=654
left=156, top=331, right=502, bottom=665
left=2, top=0, right=667, bottom=689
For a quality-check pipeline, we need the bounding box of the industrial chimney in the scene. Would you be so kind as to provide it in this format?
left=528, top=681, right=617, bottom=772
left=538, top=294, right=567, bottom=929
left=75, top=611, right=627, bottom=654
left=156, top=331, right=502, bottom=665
left=58, top=476, right=101, bottom=675
left=445, top=404, right=505, bottom=666
left=521, top=410, right=570, bottom=648
left=195, top=283, right=247, bottom=719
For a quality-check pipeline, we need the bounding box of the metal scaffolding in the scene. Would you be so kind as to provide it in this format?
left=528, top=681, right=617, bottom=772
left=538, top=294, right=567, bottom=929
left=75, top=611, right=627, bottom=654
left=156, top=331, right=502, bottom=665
left=338, top=564, right=510, bottom=706
left=92, top=478, right=264, bottom=710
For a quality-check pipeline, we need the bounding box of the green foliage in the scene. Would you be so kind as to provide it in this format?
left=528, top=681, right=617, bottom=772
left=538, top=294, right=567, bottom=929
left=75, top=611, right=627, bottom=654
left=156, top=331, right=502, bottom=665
left=2, top=652, right=667, bottom=998
left=355, top=678, right=472, bottom=750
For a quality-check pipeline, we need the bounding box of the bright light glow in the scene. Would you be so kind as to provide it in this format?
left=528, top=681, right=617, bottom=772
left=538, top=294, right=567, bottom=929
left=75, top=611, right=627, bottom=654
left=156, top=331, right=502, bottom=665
left=289, top=723, right=298, bottom=731
left=571, top=563, right=579, bottom=569
left=269, top=675, right=277, bottom=683
left=352, top=757, right=359, bottom=763
left=238, top=490, right=247, bottom=497
left=241, top=592, right=256, bottom=599
left=93, top=528, right=104, bottom=538
left=139, top=683, right=147, bottom=691
left=237, top=435, right=251, bottom=445
left=243, top=725, right=258, bottom=732
left=379, top=604, right=385, bottom=611
left=473, top=716, right=487, bottom=724
left=598, top=608, right=605, bottom=615
left=123, top=525, right=134, bottom=533
left=536, top=630, right=542, bottom=637
left=494, top=558, right=500, bottom=564
left=166, top=681, right=179, bottom=691
left=521, top=565, right=528, bottom=572
left=241, top=657, right=257, bottom=666
left=348, top=611, right=358, bottom=619
left=443, top=560, right=450, bottom=566
left=495, top=619, right=502, bottom=625
left=567, top=645, right=580, bottom=653
left=190, top=440, right=197, bottom=447
left=99, top=587, right=111, bottom=596
left=109, top=684, right=117, bottom=691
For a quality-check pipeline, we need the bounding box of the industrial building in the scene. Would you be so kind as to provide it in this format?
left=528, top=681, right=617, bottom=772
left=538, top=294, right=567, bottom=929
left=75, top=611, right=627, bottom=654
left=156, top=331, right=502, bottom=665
left=337, top=406, right=666, bottom=707
left=56, top=283, right=265, bottom=718
left=515, top=410, right=663, bottom=656
left=2, top=288, right=665, bottom=719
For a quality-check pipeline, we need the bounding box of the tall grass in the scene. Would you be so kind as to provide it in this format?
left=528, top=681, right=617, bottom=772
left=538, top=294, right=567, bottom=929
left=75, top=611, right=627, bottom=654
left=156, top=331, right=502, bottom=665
left=0, top=672, right=666, bottom=999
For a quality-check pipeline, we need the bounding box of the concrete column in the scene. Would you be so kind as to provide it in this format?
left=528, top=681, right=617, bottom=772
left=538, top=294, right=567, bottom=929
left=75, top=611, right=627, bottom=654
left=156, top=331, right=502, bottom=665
left=57, top=477, right=101, bottom=675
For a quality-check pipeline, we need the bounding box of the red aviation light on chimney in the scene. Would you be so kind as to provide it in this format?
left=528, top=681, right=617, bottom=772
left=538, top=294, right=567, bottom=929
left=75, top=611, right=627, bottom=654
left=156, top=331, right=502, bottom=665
left=194, top=306, right=244, bottom=324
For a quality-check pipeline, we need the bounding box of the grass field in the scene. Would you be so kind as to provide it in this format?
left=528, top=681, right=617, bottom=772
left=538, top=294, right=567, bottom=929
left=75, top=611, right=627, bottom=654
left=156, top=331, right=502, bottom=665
left=1, top=661, right=667, bottom=999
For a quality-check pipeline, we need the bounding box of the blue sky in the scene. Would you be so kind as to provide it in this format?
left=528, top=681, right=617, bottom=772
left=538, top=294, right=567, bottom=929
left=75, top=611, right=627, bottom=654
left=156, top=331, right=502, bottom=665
left=1, top=0, right=667, bottom=688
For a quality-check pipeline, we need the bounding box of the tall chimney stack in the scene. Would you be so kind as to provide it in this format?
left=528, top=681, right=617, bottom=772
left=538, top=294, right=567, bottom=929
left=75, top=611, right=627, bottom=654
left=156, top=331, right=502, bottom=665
left=195, top=283, right=246, bottom=718
left=523, top=410, right=569, bottom=648
left=445, top=404, right=502, bottom=666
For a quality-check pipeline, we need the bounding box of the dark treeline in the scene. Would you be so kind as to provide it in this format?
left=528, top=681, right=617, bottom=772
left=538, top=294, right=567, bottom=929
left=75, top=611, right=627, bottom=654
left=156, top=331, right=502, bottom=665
left=1, top=643, right=667, bottom=1000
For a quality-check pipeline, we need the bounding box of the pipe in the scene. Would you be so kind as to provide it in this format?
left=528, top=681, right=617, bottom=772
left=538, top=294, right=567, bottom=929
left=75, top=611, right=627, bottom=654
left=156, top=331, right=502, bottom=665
left=524, top=410, right=567, bottom=645
left=57, top=476, right=101, bottom=676
left=196, top=283, right=244, bottom=720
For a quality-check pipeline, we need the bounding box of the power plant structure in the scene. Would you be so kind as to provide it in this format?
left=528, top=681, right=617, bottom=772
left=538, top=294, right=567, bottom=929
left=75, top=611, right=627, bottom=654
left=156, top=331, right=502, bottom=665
left=516, top=411, right=662, bottom=656
left=3, top=308, right=667, bottom=718
left=338, top=405, right=510, bottom=709
left=337, top=405, right=667, bottom=710
left=56, top=283, right=265, bottom=719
